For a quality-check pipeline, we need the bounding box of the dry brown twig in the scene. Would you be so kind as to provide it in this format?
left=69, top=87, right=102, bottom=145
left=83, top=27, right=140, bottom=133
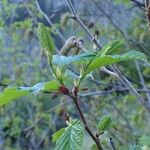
left=144, top=0, right=150, bottom=30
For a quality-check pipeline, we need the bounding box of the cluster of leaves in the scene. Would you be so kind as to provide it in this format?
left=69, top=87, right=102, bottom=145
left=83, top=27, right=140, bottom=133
left=0, top=23, right=146, bottom=106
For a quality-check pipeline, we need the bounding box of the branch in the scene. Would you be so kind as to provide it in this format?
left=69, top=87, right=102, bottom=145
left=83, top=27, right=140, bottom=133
left=66, top=0, right=102, bottom=49
left=0, top=83, right=9, bottom=87
left=131, top=0, right=145, bottom=8
left=135, top=61, right=150, bottom=103
left=79, top=88, right=150, bottom=97
left=144, top=0, right=150, bottom=30
left=35, top=0, right=66, bottom=43
left=69, top=88, right=103, bottom=150
left=112, top=65, right=150, bottom=112
left=23, top=100, right=72, bottom=132
left=109, top=137, right=116, bottom=150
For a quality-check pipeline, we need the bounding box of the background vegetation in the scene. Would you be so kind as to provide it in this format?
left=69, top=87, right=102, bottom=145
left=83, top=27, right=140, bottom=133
left=0, top=0, right=150, bottom=149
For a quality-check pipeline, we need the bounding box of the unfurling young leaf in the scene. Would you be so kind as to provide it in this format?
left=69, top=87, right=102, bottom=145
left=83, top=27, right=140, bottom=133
left=38, top=23, right=55, bottom=62
left=54, top=66, right=64, bottom=84
left=97, top=115, right=112, bottom=133
left=99, top=40, right=124, bottom=56
left=52, top=119, right=84, bottom=150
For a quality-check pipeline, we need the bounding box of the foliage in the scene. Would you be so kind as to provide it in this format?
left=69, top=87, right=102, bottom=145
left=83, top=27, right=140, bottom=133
left=0, top=21, right=145, bottom=108
left=0, top=0, right=150, bottom=150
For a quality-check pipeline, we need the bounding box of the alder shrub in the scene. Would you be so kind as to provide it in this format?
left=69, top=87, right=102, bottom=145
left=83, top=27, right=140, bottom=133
left=0, top=23, right=147, bottom=150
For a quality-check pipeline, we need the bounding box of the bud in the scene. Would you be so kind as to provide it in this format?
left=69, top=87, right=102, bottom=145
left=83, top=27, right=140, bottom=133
left=55, top=66, right=64, bottom=84
left=72, top=86, right=78, bottom=96
left=59, top=85, right=69, bottom=95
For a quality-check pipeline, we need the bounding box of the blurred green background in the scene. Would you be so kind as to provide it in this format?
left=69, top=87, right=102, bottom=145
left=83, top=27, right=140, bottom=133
left=0, top=0, right=150, bottom=149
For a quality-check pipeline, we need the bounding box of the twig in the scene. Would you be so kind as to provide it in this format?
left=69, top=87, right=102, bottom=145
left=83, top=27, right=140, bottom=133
left=69, top=88, right=103, bottom=150
left=21, top=0, right=59, bottom=53
left=35, top=0, right=66, bottom=43
left=144, top=0, right=150, bottom=30
left=110, top=102, right=133, bottom=132
left=66, top=0, right=102, bottom=49
left=23, top=100, right=72, bottom=132
left=135, top=61, right=150, bottom=103
left=79, top=88, right=150, bottom=97
left=109, top=137, right=116, bottom=150
left=0, top=83, right=9, bottom=87
left=36, top=128, right=51, bottom=148
left=112, top=65, right=150, bottom=112
left=100, top=67, right=119, bottom=78
left=131, top=0, right=145, bottom=8
left=21, top=0, right=37, bottom=24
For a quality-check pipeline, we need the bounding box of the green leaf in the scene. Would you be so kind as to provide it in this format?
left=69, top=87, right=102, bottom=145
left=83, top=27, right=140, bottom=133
left=38, top=23, right=55, bottom=61
left=20, top=81, right=59, bottom=93
left=43, top=80, right=60, bottom=91
left=52, top=128, right=65, bottom=142
left=0, top=87, right=29, bottom=107
left=84, top=50, right=146, bottom=74
left=52, top=52, right=96, bottom=66
left=99, top=40, right=124, bottom=56
left=97, top=115, right=112, bottom=133
left=54, top=119, right=84, bottom=150
left=0, top=81, right=59, bottom=106
left=139, top=135, right=150, bottom=145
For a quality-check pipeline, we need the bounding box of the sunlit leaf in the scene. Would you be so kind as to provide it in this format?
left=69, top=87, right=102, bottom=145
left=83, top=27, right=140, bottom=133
left=0, top=80, right=59, bottom=106
left=0, top=87, right=29, bottom=107
left=43, top=80, right=60, bottom=91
